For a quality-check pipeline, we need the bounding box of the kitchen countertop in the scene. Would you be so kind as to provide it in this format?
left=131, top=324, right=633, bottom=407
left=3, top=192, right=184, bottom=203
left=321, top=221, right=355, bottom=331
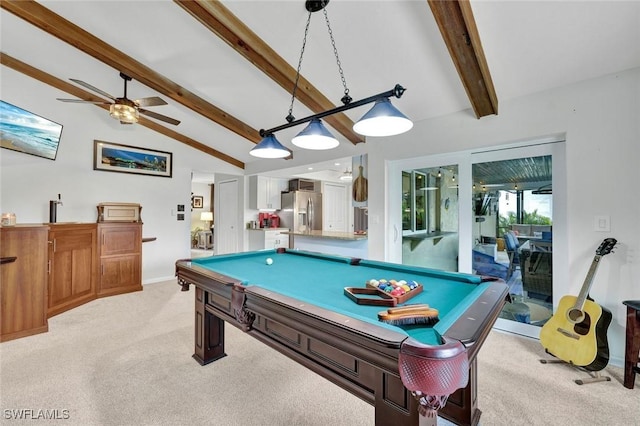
left=248, top=227, right=288, bottom=231
left=280, top=230, right=368, bottom=241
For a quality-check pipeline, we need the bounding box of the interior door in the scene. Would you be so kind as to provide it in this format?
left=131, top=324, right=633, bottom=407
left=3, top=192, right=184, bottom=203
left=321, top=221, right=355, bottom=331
left=323, top=182, right=348, bottom=232
left=215, top=179, right=239, bottom=254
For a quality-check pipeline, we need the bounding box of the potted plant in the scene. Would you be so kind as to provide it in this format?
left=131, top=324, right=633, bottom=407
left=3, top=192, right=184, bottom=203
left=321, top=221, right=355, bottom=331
left=190, top=227, right=203, bottom=248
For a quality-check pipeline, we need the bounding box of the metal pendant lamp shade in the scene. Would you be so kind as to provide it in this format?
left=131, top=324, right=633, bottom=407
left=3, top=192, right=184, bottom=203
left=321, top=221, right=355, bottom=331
left=353, top=98, right=413, bottom=137
left=291, top=118, right=340, bottom=150
left=249, top=134, right=290, bottom=158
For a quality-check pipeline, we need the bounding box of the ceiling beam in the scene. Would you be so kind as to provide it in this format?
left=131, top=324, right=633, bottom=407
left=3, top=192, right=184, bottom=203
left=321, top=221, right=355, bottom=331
left=428, top=0, right=498, bottom=118
left=1, top=0, right=260, bottom=146
left=174, top=0, right=363, bottom=145
left=0, top=52, right=245, bottom=169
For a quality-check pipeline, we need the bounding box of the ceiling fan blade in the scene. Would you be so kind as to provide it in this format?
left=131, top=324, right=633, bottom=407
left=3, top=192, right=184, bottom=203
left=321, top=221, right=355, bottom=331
left=135, top=96, right=167, bottom=107
left=56, top=98, right=111, bottom=105
left=139, top=108, right=180, bottom=126
left=69, top=78, right=116, bottom=101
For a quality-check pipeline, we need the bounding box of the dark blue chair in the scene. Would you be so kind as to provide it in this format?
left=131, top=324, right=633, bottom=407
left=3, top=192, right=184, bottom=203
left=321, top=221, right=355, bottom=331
left=472, top=250, right=508, bottom=281
left=503, top=231, right=521, bottom=280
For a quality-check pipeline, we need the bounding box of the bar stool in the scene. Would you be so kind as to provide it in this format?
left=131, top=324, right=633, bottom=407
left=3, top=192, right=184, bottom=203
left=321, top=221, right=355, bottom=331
left=622, top=300, right=640, bottom=389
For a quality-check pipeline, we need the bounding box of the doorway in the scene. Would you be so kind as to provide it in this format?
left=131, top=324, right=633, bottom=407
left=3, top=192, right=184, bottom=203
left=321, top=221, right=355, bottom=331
left=471, top=141, right=566, bottom=338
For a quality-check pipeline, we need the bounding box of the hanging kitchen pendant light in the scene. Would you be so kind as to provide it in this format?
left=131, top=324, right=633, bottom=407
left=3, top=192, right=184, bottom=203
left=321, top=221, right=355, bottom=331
left=339, top=168, right=353, bottom=181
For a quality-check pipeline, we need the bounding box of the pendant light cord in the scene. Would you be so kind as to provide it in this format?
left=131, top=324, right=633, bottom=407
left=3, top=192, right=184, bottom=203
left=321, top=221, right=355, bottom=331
left=323, top=8, right=351, bottom=105
left=287, top=11, right=313, bottom=123
left=287, top=6, right=352, bottom=124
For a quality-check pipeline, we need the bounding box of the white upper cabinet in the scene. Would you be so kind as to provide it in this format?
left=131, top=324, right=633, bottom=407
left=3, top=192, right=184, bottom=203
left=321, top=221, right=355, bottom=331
left=249, top=176, right=288, bottom=210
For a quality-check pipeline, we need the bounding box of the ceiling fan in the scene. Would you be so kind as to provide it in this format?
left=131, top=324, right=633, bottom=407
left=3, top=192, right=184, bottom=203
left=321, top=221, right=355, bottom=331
left=57, top=72, right=180, bottom=126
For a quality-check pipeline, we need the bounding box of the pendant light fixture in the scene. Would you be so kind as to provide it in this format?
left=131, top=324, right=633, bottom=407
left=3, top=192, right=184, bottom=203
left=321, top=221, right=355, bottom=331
left=352, top=98, right=413, bottom=137
left=252, top=0, right=412, bottom=159
left=339, top=168, right=353, bottom=181
left=291, top=118, right=340, bottom=150
left=249, top=134, right=291, bottom=159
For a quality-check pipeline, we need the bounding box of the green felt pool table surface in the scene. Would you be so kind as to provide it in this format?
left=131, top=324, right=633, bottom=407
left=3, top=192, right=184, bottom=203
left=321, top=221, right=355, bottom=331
left=191, top=249, right=491, bottom=346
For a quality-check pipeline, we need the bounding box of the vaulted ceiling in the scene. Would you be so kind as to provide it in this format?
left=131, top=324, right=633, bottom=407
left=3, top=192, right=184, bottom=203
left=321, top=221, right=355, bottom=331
left=2, top=1, right=639, bottom=174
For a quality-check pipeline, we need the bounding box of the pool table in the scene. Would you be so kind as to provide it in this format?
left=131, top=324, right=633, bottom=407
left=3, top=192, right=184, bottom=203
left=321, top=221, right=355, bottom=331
left=175, top=249, right=508, bottom=426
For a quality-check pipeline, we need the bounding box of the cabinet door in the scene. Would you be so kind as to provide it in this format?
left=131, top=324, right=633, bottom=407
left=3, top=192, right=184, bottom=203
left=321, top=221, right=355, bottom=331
left=1, top=227, right=49, bottom=342
left=267, top=178, right=288, bottom=210
left=274, top=232, right=289, bottom=249
left=100, top=255, right=141, bottom=294
left=48, top=225, right=97, bottom=316
left=249, top=176, right=269, bottom=210
left=248, top=231, right=265, bottom=251
left=263, top=231, right=277, bottom=248
left=100, top=224, right=141, bottom=256
left=250, top=176, right=287, bottom=210
left=98, top=223, right=142, bottom=296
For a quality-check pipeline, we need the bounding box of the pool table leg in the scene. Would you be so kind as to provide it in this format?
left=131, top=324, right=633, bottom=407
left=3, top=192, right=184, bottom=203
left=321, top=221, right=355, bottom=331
left=193, top=287, right=227, bottom=365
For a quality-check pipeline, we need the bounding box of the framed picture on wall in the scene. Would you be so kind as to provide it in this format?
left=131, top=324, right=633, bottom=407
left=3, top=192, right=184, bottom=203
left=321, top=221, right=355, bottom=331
left=93, top=140, right=173, bottom=178
left=192, top=196, right=203, bottom=209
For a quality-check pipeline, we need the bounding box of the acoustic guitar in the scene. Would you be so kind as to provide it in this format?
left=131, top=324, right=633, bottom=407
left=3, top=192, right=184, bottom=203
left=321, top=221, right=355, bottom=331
left=539, top=238, right=617, bottom=371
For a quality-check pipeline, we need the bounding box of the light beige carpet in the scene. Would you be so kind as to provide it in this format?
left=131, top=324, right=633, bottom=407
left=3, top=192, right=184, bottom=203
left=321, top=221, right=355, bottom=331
left=0, top=280, right=638, bottom=426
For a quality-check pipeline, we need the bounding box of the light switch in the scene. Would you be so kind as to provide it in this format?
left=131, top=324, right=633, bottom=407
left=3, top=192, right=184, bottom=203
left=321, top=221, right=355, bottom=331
left=594, top=215, right=610, bottom=232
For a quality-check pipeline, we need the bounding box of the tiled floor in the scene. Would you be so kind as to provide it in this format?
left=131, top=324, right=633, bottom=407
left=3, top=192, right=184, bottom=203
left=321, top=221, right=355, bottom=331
left=190, top=248, right=213, bottom=258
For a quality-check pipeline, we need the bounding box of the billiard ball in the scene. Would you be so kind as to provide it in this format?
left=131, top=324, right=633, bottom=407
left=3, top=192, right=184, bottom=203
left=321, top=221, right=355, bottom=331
left=266, top=258, right=273, bottom=265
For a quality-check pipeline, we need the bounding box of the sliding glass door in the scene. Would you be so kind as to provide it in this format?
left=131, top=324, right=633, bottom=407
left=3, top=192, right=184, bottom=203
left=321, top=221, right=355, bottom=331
left=388, top=139, right=566, bottom=339
left=471, top=142, right=565, bottom=338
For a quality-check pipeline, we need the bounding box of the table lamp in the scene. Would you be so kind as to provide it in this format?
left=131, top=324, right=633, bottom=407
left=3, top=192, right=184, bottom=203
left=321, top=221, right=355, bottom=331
left=200, top=211, right=213, bottom=229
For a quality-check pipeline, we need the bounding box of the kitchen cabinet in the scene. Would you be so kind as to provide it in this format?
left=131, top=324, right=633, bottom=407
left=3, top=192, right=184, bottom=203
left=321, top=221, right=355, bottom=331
left=249, top=176, right=288, bottom=210
left=248, top=229, right=289, bottom=250
left=48, top=223, right=97, bottom=317
left=0, top=225, right=49, bottom=342
left=97, top=223, right=142, bottom=297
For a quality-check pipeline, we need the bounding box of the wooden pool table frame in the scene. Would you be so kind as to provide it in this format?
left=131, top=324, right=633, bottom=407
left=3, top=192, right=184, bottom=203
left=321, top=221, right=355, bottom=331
left=176, top=256, right=508, bottom=426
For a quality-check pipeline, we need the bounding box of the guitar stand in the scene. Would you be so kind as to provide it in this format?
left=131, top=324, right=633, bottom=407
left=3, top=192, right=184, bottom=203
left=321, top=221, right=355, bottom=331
left=539, top=358, right=611, bottom=385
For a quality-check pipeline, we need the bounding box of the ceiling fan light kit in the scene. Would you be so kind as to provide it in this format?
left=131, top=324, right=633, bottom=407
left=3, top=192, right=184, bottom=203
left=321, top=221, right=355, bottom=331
left=254, top=0, right=412, bottom=159
left=57, top=72, right=180, bottom=126
left=109, top=102, right=139, bottom=124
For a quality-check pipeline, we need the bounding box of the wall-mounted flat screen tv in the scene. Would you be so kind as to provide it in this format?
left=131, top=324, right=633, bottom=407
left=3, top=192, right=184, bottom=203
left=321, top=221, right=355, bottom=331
left=0, top=100, right=64, bottom=160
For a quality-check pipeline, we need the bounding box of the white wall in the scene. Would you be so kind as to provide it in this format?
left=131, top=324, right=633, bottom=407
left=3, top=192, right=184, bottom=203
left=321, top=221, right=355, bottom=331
left=366, top=68, right=640, bottom=365
left=0, top=67, right=242, bottom=283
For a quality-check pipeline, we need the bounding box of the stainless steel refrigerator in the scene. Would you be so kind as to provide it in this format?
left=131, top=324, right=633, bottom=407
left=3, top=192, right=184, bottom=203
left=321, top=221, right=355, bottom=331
left=280, top=191, right=322, bottom=244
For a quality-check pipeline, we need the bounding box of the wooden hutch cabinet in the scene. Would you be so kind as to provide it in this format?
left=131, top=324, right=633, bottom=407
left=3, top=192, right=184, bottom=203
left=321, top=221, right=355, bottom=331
left=97, top=223, right=142, bottom=296
left=1, top=206, right=144, bottom=342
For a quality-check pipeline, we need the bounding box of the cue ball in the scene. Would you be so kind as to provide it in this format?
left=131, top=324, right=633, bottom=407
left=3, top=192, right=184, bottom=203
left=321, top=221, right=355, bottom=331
left=266, top=258, right=273, bottom=265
